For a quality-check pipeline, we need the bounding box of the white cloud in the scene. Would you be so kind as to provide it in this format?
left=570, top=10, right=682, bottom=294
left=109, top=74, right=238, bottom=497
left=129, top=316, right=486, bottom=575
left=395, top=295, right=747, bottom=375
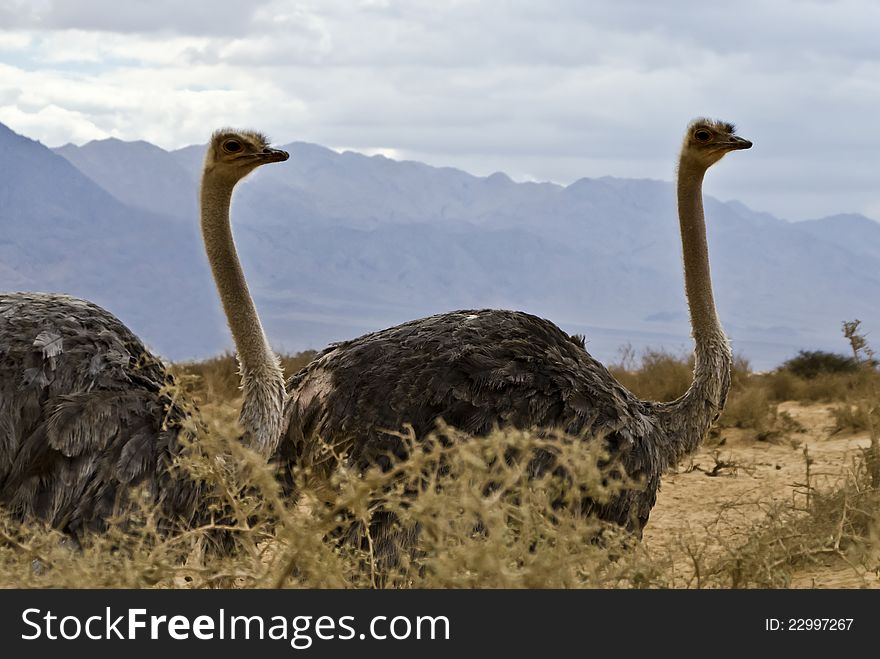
left=0, top=31, right=31, bottom=49
left=0, top=103, right=108, bottom=144
left=0, top=0, right=878, bottom=220
left=338, top=145, right=404, bottom=160
left=31, top=30, right=212, bottom=65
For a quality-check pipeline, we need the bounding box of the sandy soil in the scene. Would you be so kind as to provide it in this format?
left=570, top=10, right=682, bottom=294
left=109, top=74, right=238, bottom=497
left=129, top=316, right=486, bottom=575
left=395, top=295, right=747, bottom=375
left=644, top=402, right=878, bottom=588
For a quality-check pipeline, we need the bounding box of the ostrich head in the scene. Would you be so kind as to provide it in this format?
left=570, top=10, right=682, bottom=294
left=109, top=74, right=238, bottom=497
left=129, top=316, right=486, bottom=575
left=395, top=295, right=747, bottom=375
left=681, top=118, right=752, bottom=168
left=203, top=128, right=289, bottom=181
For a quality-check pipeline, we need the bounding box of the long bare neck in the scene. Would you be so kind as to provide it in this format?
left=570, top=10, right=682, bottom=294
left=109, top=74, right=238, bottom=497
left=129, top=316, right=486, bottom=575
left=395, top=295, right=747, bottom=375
left=656, top=155, right=732, bottom=464
left=678, top=159, right=723, bottom=342
left=200, top=172, right=286, bottom=455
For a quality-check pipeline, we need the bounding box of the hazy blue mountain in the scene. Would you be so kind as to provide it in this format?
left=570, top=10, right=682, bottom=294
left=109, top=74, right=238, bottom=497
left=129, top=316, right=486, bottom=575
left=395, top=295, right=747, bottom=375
left=0, top=122, right=227, bottom=357
left=1, top=121, right=876, bottom=369
left=54, top=138, right=199, bottom=221
left=795, top=214, right=880, bottom=262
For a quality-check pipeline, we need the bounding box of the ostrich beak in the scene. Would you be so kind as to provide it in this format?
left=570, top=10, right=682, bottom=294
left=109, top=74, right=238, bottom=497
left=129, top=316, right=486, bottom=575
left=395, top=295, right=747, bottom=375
left=726, top=135, right=752, bottom=150
left=259, top=147, right=290, bottom=163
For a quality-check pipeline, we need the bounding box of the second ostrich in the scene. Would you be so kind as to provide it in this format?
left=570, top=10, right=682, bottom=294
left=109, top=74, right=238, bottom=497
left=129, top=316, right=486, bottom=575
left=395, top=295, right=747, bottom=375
left=278, top=118, right=752, bottom=548
left=0, top=129, right=288, bottom=539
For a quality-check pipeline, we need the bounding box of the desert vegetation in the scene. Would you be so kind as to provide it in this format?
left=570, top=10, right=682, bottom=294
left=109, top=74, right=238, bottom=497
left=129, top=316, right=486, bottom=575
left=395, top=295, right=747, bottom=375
left=0, top=327, right=877, bottom=589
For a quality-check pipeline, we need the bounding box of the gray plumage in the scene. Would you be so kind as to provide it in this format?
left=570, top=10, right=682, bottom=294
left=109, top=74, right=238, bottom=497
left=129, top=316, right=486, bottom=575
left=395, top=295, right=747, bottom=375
left=0, top=128, right=289, bottom=542
left=0, top=293, right=202, bottom=538
left=281, top=309, right=665, bottom=530
left=279, top=309, right=732, bottom=532
left=276, top=119, right=752, bottom=557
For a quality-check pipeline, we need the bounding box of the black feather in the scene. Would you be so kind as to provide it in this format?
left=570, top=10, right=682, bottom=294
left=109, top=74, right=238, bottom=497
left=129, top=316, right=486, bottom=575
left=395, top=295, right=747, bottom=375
left=278, top=309, right=664, bottom=545
left=0, top=293, right=220, bottom=542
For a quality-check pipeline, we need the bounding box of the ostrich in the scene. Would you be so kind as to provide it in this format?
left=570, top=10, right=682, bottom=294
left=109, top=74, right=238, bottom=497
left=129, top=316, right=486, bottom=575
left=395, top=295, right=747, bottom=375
left=199, top=129, right=288, bottom=455
left=0, top=129, right=288, bottom=540
left=277, top=118, right=751, bottom=552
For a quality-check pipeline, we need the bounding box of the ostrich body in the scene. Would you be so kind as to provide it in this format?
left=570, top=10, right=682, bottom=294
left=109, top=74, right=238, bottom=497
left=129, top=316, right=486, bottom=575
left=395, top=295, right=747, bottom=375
left=0, top=294, right=197, bottom=536
left=279, top=119, right=751, bottom=535
left=0, top=130, right=288, bottom=538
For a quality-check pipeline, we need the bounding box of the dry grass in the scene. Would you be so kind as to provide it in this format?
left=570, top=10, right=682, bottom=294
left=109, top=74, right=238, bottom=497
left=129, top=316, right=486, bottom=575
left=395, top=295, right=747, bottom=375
left=686, top=450, right=880, bottom=588
left=172, top=351, right=316, bottom=404
left=1, top=341, right=877, bottom=589
left=0, top=411, right=644, bottom=589
left=613, top=340, right=878, bottom=442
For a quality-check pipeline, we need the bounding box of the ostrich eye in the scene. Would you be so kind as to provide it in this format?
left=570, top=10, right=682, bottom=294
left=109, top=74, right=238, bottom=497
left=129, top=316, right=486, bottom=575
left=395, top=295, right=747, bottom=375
left=223, top=140, right=242, bottom=153
left=694, top=130, right=711, bottom=142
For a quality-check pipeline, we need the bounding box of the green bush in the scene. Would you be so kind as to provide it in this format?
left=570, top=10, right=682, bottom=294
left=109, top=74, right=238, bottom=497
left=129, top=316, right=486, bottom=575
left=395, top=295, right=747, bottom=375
left=782, top=350, right=857, bottom=379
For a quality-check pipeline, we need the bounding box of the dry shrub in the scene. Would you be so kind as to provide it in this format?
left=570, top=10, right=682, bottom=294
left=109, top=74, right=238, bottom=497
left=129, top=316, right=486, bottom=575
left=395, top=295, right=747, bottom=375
left=767, top=372, right=861, bottom=403
left=281, top=425, right=653, bottom=588
left=764, top=337, right=876, bottom=405
left=0, top=400, right=655, bottom=588
left=719, top=386, right=772, bottom=431
left=609, top=346, right=694, bottom=402
left=2, top=337, right=877, bottom=590
left=709, top=452, right=880, bottom=587
left=831, top=403, right=874, bottom=434
left=4, top=416, right=875, bottom=589
left=648, top=448, right=879, bottom=589
left=609, top=337, right=874, bottom=444
left=609, top=347, right=789, bottom=435
left=173, top=351, right=316, bottom=404
left=762, top=370, right=802, bottom=402
left=611, top=347, right=751, bottom=403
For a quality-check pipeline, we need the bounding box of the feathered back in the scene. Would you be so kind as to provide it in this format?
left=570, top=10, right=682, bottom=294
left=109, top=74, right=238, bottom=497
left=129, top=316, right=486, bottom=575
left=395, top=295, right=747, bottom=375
left=0, top=293, right=205, bottom=538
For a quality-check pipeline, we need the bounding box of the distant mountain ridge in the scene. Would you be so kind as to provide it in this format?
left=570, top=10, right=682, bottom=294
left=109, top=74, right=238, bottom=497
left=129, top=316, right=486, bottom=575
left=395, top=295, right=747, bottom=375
left=54, top=138, right=199, bottom=221
left=1, top=121, right=878, bottom=369
left=1, top=123, right=227, bottom=357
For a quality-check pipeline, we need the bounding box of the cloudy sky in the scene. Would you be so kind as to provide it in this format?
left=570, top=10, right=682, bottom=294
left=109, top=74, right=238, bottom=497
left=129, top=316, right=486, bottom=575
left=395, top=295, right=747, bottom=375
left=0, top=0, right=878, bottom=220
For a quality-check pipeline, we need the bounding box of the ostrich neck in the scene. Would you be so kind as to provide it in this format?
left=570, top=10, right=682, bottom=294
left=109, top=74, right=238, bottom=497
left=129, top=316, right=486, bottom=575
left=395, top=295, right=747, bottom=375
left=656, top=156, right=732, bottom=464
left=200, top=174, right=286, bottom=455
left=677, top=160, right=721, bottom=342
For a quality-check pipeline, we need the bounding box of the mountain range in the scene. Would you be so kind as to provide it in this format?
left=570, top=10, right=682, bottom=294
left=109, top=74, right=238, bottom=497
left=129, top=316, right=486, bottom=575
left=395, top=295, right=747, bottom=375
left=2, top=121, right=878, bottom=370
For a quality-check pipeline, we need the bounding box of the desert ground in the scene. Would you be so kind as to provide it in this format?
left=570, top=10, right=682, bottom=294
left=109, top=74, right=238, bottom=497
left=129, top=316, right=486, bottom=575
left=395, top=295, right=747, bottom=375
left=646, top=402, right=878, bottom=588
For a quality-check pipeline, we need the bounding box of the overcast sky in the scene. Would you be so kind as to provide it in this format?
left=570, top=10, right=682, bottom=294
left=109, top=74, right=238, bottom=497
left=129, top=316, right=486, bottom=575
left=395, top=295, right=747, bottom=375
left=1, top=0, right=878, bottom=221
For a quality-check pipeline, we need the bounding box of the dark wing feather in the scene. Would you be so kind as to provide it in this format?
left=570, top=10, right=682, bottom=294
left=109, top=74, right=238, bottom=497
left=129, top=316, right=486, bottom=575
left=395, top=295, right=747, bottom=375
left=279, top=309, right=662, bottom=532
left=0, top=293, right=207, bottom=539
